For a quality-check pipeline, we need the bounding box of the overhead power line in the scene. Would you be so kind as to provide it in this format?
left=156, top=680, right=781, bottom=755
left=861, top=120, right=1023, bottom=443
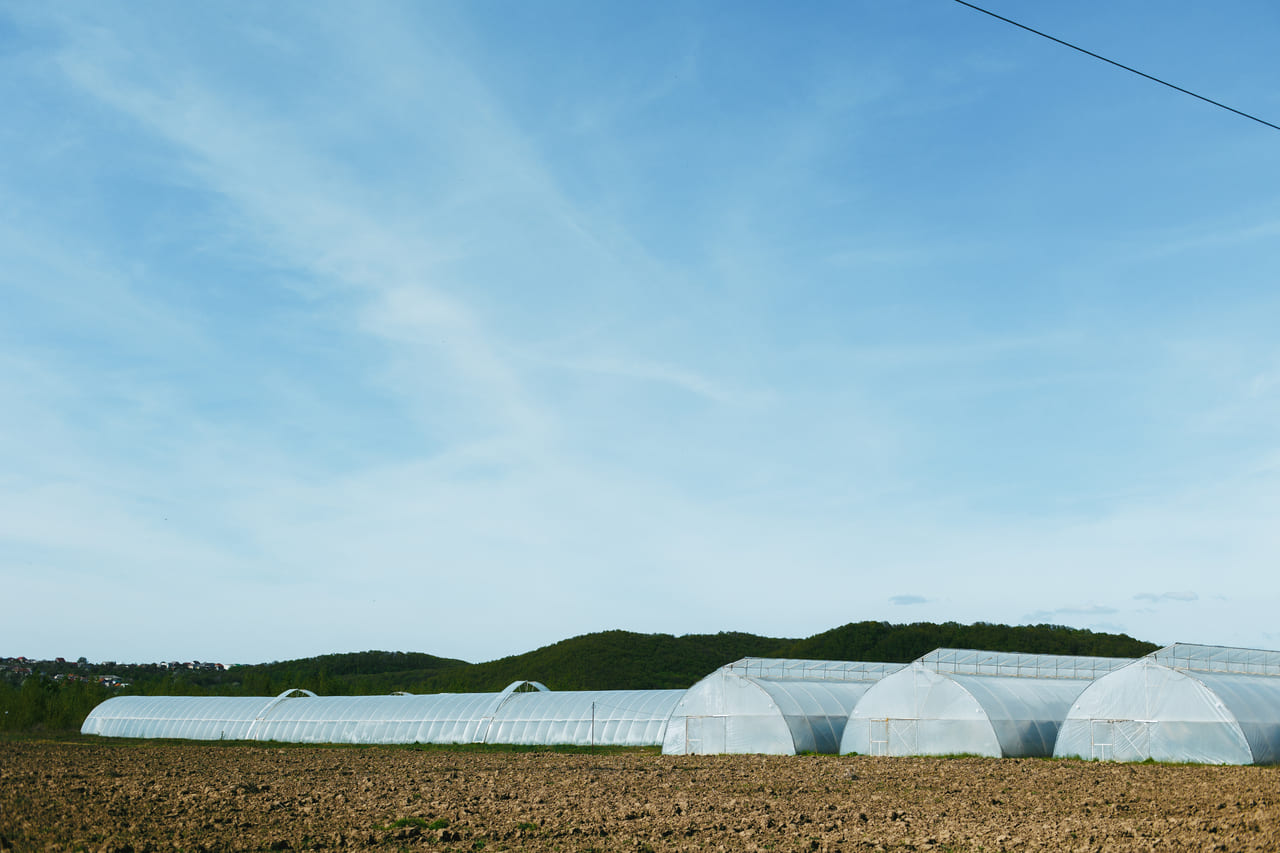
left=952, top=0, right=1280, bottom=133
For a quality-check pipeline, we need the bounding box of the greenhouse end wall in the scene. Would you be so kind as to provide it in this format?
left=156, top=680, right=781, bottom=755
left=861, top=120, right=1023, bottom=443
left=662, top=658, right=902, bottom=755
left=1054, top=645, right=1280, bottom=765
left=841, top=650, right=1133, bottom=758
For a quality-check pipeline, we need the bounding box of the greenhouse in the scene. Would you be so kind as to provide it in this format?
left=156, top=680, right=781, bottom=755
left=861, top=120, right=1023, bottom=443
left=1053, top=643, right=1280, bottom=765
left=81, top=681, right=686, bottom=747
left=661, top=657, right=903, bottom=755
left=840, top=649, right=1133, bottom=758
left=474, top=685, right=683, bottom=747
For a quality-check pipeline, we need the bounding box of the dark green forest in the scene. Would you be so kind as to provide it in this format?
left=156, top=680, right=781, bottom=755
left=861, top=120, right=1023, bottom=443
left=1, top=621, right=1158, bottom=732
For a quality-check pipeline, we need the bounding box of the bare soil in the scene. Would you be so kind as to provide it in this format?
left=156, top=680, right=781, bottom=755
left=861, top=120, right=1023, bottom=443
left=2, top=740, right=1278, bottom=852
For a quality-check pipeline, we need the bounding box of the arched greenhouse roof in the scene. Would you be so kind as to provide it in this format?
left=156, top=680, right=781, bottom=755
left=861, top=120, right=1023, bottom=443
left=841, top=648, right=1133, bottom=758
left=248, top=688, right=519, bottom=744
left=662, top=657, right=903, bottom=755
left=485, top=688, right=683, bottom=747
left=80, top=690, right=316, bottom=741
left=1054, top=643, right=1280, bottom=765
left=81, top=681, right=684, bottom=747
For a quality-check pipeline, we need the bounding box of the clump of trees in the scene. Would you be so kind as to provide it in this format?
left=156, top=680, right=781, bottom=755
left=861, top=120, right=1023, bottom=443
left=0, top=677, right=112, bottom=732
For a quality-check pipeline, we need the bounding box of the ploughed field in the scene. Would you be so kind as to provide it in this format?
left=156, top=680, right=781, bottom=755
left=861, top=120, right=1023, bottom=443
left=2, top=741, right=1278, bottom=852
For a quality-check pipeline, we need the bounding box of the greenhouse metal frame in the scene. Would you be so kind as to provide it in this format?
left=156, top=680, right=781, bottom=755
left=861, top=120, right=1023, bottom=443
left=1054, top=643, right=1280, bottom=765
left=81, top=681, right=685, bottom=747
left=661, top=657, right=903, bottom=755
left=840, top=648, right=1133, bottom=758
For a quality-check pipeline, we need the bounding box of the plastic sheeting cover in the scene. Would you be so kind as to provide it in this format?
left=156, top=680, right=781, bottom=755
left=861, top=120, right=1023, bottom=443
left=662, top=658, right=902, bottom=755
left=1054, top=656, right=1280, bottom=765
left=919, top=648, right=1132, bottom=680
left=486, top=689, right=684, bottom=747
left=1149, top=644, right=1280, bottom=676
left=81, top=684, right=684, bottom=747
left=252, top=691, right=509, bottom=744
left=81, top=695, right=282, bottom=741
left=842, top=652, right=1128, bottom=758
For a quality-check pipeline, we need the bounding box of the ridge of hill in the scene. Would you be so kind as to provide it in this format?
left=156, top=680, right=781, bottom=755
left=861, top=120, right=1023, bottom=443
left=235, top=650, right=470, bottom=696
left=414, top=629, right=795, bottom=693
left=786, top=620, right=1156, bottom=663
left=210, top=620, right=1158, bottom=696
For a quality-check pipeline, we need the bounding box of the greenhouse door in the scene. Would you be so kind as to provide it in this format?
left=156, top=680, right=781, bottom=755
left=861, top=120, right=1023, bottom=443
left=1111, top=721, right=1149, bottom=761
left=868, top=719, right=917, bottom=756
left=869, top=719, right=889, bottom=755
left=1090, top=720, right=1113, bottom=760
left=684, top=716, right=726, bottom=754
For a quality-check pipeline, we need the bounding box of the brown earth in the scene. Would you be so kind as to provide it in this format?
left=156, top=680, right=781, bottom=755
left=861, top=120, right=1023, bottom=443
left=2, top=740, right=1278, bottom=852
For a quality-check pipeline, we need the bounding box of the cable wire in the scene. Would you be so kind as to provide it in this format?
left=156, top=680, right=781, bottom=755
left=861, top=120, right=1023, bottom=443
left=952, top=0, right=1280, bottom=132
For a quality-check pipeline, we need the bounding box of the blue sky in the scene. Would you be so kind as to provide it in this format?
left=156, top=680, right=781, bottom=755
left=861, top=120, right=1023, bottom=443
left=3, top=2, right=1279, bottom=665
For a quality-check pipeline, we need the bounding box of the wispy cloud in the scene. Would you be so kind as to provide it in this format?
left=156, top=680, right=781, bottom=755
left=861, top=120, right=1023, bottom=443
left=1132, top=218, right=1280, bottom=262
left=1028, top=604, right=1120, bottom=620
left=1134, top=591, right=1199, bottom=603
left=550, top=356, right=759, bottom=407
left=43, top=8, right=573, bottom=447
left=5, top=2, right=1280, bottom=664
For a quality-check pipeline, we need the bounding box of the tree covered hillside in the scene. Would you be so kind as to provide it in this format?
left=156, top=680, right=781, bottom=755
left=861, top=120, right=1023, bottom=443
left=787, top=620, right=1156, bottom=663
left=3, top=621, right=1159, bottom=731
left=413, top=630, right=794, bottom=693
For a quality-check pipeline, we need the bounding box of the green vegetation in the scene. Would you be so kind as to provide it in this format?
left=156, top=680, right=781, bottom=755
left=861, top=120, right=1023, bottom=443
left=411, top=621, right=1155, bottom=692
left=416, top=629, right=793, bottom=692
left=0, top=676, right=114, bottom=732
left=241, top=650, right=468, bottom=695
left=788, top=620, right=1155, bottom=662
left=2, top=620, right=1158, bottom=732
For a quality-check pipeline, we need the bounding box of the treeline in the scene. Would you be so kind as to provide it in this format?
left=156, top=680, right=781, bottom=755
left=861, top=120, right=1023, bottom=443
left=411, top=630, right=795, bottom=693
left=226, top=650, right=469, bottom=696
left=0, top=677, right=114, bottom=732
left=405, top=621, right=1156, bottom=693
left=787, top=620, right=1154, bottom=663
left=3, top=621, right=1159, bottom=731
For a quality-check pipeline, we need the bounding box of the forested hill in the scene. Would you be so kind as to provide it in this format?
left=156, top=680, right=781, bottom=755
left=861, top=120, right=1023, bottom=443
left=2, top=617, right=1162, bottom=722
left=2, top=622, right=1160, bottom=729
left=120, top=620, right=1157, bottom=697
left=234, top=650, right=469, bottom=695
left=785, top=621, right=1155, bottom=663
left=413, top=630, right=794, bottom=693
left=412, top=621, right=1157, bottom=693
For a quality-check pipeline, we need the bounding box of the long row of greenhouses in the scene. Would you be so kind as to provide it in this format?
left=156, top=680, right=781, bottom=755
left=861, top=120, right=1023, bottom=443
left=80, top=644, right=1280, bottom=765
left=81, top=681, right=685, bottom=747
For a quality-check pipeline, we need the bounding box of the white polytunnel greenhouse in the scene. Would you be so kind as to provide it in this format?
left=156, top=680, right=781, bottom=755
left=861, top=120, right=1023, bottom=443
left=840, top=648, right=1133, bottom=758
left=81, top=681, right=686, bottom=747
left=661, top=658, right=904, bottom=755
left=1053, top=643, right=1280, bottom=765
